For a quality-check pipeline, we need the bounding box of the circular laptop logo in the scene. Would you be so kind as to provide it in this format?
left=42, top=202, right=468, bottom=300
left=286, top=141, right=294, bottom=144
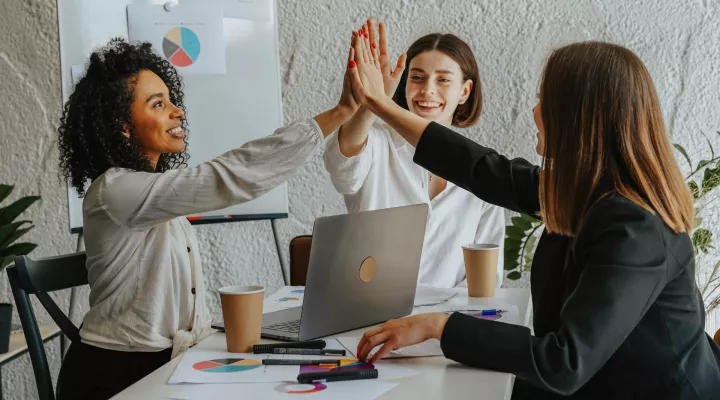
left=359, top=257, right=377, bottom=283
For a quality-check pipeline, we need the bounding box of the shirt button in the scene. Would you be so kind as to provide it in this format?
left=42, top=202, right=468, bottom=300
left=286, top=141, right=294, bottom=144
left=191, top=288, right=196, bottom=295
left=187, top=246, right=191, bottom=253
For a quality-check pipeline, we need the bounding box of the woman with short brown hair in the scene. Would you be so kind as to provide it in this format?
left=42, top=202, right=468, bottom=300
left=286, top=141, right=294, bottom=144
left=349, top=35, right=720, bottom=399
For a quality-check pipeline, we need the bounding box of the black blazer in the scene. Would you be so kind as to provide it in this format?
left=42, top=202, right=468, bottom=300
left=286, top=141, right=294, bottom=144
left=414, top=122, right=720, bottom=399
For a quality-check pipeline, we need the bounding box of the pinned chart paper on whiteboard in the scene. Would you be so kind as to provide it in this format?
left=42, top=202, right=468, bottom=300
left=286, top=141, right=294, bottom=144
left=127, top=5, right=226, bottom=75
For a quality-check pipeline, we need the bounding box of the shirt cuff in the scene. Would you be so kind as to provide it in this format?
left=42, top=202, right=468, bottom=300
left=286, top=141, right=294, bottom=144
left=440, top=311, right=532, bottom=373
left=413, top=121, right=496, bottom=180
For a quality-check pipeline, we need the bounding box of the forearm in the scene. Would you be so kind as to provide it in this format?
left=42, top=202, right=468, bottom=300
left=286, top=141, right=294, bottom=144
left=313, top=105, right=356, bottom=138
left=366, top=96, right=430, bottom=147
left=337, top=106, right=376, bottom=157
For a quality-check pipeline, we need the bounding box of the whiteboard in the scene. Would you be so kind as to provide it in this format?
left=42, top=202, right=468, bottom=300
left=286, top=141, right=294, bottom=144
left=58, top=0, right=287, bottom=233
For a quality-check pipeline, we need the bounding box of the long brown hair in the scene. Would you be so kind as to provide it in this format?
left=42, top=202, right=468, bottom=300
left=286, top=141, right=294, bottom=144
left=539, top=41, right=693, bottom=236
left=393, top=33, right=482, bottom=127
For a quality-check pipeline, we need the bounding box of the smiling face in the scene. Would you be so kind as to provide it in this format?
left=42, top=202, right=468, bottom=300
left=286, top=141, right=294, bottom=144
left=126, top=69, right=186, bottom=167
left=404, top=50, right=473, bottom=126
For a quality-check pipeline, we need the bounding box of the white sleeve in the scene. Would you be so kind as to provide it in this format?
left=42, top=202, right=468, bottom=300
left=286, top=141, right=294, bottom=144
left=473, top=203, right=506, bottom=287
left=98, top=118, right=323, bottom=229
left=322, top=129, right=374, bottom=195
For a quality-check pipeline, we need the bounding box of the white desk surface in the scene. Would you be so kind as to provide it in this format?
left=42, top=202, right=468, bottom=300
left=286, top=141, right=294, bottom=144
left=114, top=287, right=531, bottom=400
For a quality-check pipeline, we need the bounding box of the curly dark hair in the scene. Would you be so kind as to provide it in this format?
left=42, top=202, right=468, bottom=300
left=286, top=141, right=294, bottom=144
left=58, top=38, right=189, bottom=196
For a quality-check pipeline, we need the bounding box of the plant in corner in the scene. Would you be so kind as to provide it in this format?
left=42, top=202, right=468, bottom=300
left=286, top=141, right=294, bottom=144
left=503, top=133, right=720, bottom=316
left=0, top=184, right=40, bottom=353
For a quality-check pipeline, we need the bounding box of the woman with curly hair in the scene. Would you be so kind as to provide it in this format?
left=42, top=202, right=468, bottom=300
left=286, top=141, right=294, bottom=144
left=55, top=38, right=358, bottom=399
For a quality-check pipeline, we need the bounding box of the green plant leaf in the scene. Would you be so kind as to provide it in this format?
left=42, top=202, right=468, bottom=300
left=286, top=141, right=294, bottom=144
left=698, top=160, right=712, bottom=170
left=674, top=144, right=693, bottom=170
left=506, top=226, right=526, bottom=240
left=703, top=132, right=715, bottom=159
left=694, top=217, right=703, bottom=228
left=0, top=196, right=40, bottom=226
left=692, top=229, right=713, bottom=254
left=523, top=234, right=537, bottom=270
left=504, top=237, right=522, bottom=250
left=511, top=216, right=533, bottom=231
left=521, top=213, right=542, bottom=223
left=507, top=271, right=522, bottom=280
left=0, top=220, right=32, bottom=249
left=503, top=258, right=520, bottom=271
left=701, top=167, right=720, bottom=194
left=0, top=185, right=12, bottom=204
left=688, top=181, right=701, bottom=199
left=0, top=242, right=37, bottom=257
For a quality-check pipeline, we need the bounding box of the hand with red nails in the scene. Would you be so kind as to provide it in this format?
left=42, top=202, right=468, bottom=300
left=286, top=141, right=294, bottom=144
left=337, top=36, right=360, bottom=116
left=347, top=24, right=387, bottom=108
left=362, top=19, right=406, bottom=97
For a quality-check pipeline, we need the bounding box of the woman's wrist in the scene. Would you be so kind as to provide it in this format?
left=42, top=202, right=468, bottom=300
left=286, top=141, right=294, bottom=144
left=434, top=313, right=450, bottom=339
left=365, top=94, right=394, bottom=117
left=314, top=105, right=357, bottom=138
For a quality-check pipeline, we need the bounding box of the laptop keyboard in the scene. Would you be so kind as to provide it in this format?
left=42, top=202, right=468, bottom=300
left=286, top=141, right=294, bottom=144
left=265, top=319, right=300, bottom=333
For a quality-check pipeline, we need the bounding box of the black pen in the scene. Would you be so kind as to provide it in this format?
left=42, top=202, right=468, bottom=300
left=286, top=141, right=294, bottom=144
left=262, top=359, right=341, bottom=366
left=253, top=340, right=327, bottom=354
left=297, top=368, right=378, bottom=384
left=272, top=348, right=346, bottom=356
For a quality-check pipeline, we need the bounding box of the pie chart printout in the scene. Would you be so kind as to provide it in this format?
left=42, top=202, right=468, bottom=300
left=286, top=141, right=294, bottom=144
left=163, top=27, right=201, bottom=67
left=192, top=358, right=262, bottom=373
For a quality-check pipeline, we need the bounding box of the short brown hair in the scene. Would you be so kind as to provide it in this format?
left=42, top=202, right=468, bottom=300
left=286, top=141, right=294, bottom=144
left=392, top=33, right=482, bottom=127
left=539, top=41, right=694, bottom=236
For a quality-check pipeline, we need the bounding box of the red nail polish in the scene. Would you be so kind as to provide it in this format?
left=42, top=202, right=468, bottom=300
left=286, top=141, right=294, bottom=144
left=371, top=43, right=377, bottom=49
left=365, top=33, right=369, bottom=38
left=349, top=60, right=356, bottom=68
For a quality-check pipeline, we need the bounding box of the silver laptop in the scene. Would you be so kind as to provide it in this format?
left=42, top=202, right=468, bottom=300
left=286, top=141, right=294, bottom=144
left=260, top=204, right=429, bottom=341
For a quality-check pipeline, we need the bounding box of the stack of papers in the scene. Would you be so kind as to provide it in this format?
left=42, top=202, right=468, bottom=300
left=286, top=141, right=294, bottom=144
left=167, top=339, right=421, bottom=400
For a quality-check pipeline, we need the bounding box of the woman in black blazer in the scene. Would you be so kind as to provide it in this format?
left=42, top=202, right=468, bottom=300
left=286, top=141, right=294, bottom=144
left=348, top=31, right=720, bottom=399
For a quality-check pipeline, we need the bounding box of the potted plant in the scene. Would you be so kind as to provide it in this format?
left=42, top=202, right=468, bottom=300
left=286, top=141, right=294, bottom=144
left=0, top=184, right=40, bottom=353
left=503, top=133, right=720, bottom=333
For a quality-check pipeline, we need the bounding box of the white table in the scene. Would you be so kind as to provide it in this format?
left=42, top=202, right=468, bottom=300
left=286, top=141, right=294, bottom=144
left=114, top=288, right=531, bottom=400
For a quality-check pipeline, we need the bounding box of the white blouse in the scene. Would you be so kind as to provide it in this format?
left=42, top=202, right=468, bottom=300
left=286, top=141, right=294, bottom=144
left=79, top=118, right=323, bottom=357
left=323, top=121, right=505, bottom=288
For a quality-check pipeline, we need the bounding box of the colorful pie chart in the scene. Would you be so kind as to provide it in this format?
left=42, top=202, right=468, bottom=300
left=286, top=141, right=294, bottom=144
left=192, top=358, right=261, bottom=373
left=162, top=27, right=201, bottom=67
left=275, top=383, right=327, bottom=394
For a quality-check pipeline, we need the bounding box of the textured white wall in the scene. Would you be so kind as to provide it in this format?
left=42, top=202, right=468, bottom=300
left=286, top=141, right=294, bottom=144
left=1, top=0, right=719, bottom=398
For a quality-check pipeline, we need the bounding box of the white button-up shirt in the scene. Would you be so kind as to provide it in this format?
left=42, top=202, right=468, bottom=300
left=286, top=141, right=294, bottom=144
left=80, top=118, right=323, bottom=356
left=323, top=121, right=505, bottom=288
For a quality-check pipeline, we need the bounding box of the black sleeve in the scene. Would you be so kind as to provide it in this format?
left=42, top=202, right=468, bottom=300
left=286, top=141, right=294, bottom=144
left=413, top=121, right=541, bottom=215
left=439, top=196, right=668, bottom=396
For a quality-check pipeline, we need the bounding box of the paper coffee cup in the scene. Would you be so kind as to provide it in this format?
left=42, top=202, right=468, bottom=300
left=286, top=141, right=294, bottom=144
left=462, top=244, right=499, bottom=298
left=219, top=285, right=265, bottom=353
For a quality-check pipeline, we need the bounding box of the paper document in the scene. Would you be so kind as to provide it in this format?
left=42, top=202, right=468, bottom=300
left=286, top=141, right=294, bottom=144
left=413, top=285, right=458, bottom=306
left=127, top=5, right=226, bottom=75
left=168, top=349, right=296, bottom=384
left=169, top=381, right=399, bottom=400
left=263, top=286, right=305, bottom=314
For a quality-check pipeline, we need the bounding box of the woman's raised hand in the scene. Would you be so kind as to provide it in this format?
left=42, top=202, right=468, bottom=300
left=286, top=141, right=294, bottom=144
left=348, top=25, right=387, bottom=107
